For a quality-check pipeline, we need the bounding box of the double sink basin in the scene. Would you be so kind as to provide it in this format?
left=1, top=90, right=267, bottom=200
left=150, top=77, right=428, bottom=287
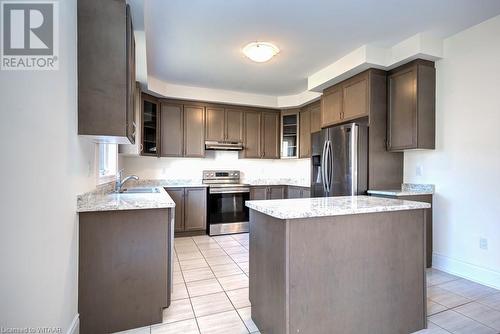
left=118, top=187, right=161, bottom=194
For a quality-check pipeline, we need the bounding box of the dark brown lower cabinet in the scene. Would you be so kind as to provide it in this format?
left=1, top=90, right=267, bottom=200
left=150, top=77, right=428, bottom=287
left=78, top=208, right=172, bottom=334
left=371, top=193, right=433, bottom=267
left=250, top=186, right=308, bottom=200
left=166, top=187, right=207, bottom=236
left=287, top=186, right=311, bottom=199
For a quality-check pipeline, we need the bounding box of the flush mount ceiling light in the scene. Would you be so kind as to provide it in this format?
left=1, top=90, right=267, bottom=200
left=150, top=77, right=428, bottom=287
left=242, top=42, right=280, bottom=63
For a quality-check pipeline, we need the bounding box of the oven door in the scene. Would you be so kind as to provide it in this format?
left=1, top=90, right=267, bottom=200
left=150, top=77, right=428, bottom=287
left=208, top=187, right=250, bottom=236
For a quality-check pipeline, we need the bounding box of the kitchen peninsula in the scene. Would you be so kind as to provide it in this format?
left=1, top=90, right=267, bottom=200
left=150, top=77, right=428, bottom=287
left=246, top=196, right=431, bottom=334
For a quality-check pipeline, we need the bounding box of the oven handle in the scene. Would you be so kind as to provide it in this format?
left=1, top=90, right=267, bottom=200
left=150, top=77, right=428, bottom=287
left=209, top=188, right=251, bottom=194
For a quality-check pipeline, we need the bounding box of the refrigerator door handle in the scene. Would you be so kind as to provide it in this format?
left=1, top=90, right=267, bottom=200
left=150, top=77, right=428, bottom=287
left=326, top=140, right=333, bottom=194
left=321, top=140, right=328, bottom=194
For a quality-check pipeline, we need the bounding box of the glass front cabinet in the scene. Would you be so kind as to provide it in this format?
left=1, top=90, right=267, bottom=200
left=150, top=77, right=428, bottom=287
left=281, top=112, right=299, bottom=158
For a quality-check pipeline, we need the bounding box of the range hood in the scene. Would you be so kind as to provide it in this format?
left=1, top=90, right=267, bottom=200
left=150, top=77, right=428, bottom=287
left=205, top=140, right=244, bottom=151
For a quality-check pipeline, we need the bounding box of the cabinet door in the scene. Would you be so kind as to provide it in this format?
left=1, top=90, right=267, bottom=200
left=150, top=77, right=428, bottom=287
left=205, top=107, right=225, bottom=141
left=184, top=105, right=205, bottom=157
left=126, top=5, right=136, bottom=144
left=299, top=110, right=311, bottom=158
left=321, top=85, right=343, bottom=127
left=160, top=103, right=183, bottom=157
left=166, top=188, right=185, bottom=232
left=225, top=108, right=244, bottom=142
left=250, top=187, right=267, bottom=200
left=310, top=102, right=321, bottom=133
left=184, top=188, right=207, bottom=231
left=388, top=68, right=417, bottom=150
left=262, top=112, right=280, bottom=159
left=269, top=186, right=285, bottom=200
left=301, top=188, right=311, bottom=198
left=343, top=73, right=369, bottom=120
left=287, top=186, right=302, bottom=199
left=243, top=112, right=262, bottom=158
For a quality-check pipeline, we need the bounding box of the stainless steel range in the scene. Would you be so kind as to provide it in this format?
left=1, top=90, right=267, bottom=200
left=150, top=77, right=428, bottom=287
left=203, top=170, right=250, bottom=236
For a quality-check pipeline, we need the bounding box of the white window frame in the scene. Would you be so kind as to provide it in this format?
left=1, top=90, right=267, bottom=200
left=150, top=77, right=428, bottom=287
left=96, top=143, right=118, bottom=185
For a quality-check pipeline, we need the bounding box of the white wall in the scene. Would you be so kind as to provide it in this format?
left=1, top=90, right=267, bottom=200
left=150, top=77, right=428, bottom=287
left=404, top=15, right=500, bottom=288
left=122, top=151, right=310, bottom=185
left=0, top=0, right=97, bottom=332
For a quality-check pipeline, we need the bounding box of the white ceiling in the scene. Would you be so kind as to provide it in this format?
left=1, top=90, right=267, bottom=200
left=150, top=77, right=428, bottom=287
left=143, top=0, right=500, bottom=96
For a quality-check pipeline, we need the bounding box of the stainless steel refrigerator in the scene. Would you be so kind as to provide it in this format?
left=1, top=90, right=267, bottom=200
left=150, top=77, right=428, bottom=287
left=311, top=123, right=368, bottom=197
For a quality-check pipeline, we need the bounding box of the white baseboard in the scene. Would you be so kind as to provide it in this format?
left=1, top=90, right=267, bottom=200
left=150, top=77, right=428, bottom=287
left=433, top=253, right=500, bottom=290
left=67, top=314, right=79, bottom=334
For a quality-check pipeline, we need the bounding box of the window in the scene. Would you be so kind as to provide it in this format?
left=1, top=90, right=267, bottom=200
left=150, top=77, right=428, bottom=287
left=97, top=144, right=118, bottom=184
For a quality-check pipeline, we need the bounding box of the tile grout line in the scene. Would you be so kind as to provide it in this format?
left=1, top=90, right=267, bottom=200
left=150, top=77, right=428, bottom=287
left=175, top=237, right=203, bottom=334
left=194, top=234, right=254, bottom=333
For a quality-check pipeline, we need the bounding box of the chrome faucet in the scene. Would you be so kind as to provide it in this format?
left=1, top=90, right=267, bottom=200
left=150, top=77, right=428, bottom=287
left=115, top=169, right=139, bottom=193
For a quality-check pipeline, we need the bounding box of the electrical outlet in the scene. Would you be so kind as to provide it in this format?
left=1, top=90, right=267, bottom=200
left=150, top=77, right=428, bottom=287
left=480, top=237, right=488, bottom=250
left=416, top=165, right=423, bottom=177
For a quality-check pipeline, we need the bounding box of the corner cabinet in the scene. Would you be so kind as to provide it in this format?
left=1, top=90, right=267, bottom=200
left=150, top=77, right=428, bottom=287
left=78, top=0, right=136, bottom=144
left=387, top=60, right=436, bottom=151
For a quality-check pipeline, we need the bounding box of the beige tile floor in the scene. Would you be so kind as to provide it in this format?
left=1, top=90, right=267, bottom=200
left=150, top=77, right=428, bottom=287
left=116, top=233, right=500, bottom=334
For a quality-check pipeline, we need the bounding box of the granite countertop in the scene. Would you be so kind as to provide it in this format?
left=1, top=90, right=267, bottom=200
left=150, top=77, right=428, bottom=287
left=77, top=187, right=175, bottom=213
left=367, top=183, right=434, bottom=197
left=245, top=195, right=431, bottom=220
left=127, top=179, right=208, bottom=188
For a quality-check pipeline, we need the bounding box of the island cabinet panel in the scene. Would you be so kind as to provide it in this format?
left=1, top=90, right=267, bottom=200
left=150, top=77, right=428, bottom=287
left=225, top=108, right=244, bottom=142
left=79, top=208, right=172, bottom=334
left=262, top=112, right=280, bottom=159
left=388, top=60, right=436, bottom=151
left=321, top=84, right=343, bottom=128
left=342, top=72, right=369, bottom=121
left=249, top=209, right=427, bottom=334
left=249, top=211, right=287, bottom=334
left=184, top=105, right=205, bottom=157
left=242, top=111, right=262, bottom=158
left=184, top=188, right=207, bottom=231
left=299, top=108, right=311, bottom=158
left=78, top=0, right=135, bottom=144
left=166, top=188, right=185, bottom=232
left=205, top=107, right=225, bottom=141
left=160, top=103, right=183, bottom=157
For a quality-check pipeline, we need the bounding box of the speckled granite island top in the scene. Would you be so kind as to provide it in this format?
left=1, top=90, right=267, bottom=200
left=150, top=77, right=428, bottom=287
left=245, top=195, right=431, bottom=219
left=77, top=187, right=175, bottom=213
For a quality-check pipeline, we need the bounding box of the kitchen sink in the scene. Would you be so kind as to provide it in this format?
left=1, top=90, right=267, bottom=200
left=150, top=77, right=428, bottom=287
left=119, top=187, right=160, bottom=194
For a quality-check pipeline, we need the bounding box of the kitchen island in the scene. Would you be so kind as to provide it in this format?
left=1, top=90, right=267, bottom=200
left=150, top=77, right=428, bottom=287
left=245, top=196, right=431, bottom=334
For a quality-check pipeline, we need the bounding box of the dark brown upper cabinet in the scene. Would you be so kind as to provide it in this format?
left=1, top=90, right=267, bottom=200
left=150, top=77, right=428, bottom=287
left=387, top=60, right=436, bottom=151
left=342, top=72, right=369, bottom=121
left=78, top=0, right=135, bottom=144
left=309, top=101, right=321, bottom=133
left=160, top=102, right=184, bottom=157
left=205, top=107, right=225, bottom=141
left=262, top=112, right=280, bottom=159
left=299, top=108, right=311, bottom=158
left=158, top=102, right=205, bottom=158
left=321, top=84, right=343, bottom=128
left=184, top=105, right=205, bottom=157
left=205, top=107, right=244, bottom=142
left=225, top=109, right=244, bottom=142
left=242, top=111, right=262, bottom=158
left=321, top=69, right=389, bottom=128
